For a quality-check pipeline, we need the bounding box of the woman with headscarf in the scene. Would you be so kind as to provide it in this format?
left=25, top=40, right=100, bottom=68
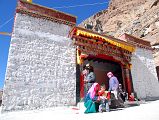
left=107, top=72, right=119, bottom=99
left=107, top=72, right=125, bottom=108
left=84, top=83, right=100, bottom=113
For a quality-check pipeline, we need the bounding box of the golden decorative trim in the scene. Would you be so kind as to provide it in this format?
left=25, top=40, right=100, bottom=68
left=76, top=29, right=135, bottom=52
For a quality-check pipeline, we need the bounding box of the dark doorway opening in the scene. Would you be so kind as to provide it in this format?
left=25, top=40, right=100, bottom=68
left=83, top=56, right=123, bottom=90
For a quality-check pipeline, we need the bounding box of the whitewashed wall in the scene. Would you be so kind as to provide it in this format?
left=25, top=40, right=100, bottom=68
left=2, top=13, right=76, bottom=112
left=131, top=47, right=159, bottom=99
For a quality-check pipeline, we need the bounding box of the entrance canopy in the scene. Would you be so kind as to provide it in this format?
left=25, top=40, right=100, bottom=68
left=69, top=27, right=136, bottom=65
left=70, top=27, right=135, bottom=52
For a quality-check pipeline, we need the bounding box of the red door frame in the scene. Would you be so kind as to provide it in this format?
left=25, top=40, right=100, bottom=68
left=79, top=53, right=133, bottom=99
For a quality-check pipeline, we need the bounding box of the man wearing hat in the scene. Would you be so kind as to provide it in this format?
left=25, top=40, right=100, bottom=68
left=84, top=64, right=96, bottom=95
left=107, top=72, right=119, bottom=99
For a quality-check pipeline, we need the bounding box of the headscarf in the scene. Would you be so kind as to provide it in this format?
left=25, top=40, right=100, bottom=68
left=107, top=72, right=113, bottom=77
left=87, top=83, right=100, bottom=99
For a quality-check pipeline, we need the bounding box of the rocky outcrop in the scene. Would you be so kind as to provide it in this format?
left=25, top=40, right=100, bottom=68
left=80, top=0, right=159, bottom=67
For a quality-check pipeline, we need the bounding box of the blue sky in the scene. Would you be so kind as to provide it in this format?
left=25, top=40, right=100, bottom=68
left=0, top=0, right=110, bottom=89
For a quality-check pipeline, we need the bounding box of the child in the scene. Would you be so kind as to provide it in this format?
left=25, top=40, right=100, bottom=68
left=98, top=84, right=110, bottom=112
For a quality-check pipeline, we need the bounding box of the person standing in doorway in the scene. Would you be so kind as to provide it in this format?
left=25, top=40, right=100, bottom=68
left=107, top=72, right=119, bottom=99
left=84, top=64, right=96, bottom=96
left=80, top=65, right=89, bottom=99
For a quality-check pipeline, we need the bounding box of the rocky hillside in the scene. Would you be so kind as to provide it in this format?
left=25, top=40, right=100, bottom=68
left=80, top=0, right=159, bottom=44
left=80, top=0, right=159, bottom=66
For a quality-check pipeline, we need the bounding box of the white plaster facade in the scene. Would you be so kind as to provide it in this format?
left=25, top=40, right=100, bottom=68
left=2, top=2, right=159, bottom=113
left=131, top=47, right=159, bottom=99
left=2, top=13, right=76, bottom=112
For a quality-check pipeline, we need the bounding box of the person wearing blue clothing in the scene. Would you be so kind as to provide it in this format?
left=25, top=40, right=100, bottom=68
left=107, top=72, right=119, bottom=99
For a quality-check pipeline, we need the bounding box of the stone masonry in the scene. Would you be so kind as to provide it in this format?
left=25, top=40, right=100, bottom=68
left=2, top=0, right=159, bottom=113
left=131, top=47, right=159, bottom=99
left=2, top=13, right=76, bottom=112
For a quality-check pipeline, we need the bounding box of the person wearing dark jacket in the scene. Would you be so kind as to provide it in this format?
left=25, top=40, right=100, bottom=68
left=84, top=65, right=96, bottom=94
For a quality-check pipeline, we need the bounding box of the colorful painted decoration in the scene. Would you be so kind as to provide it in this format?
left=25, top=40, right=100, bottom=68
left=76, top=29, right=135, bottom=52
left=26, top=0, right=32, bottom=3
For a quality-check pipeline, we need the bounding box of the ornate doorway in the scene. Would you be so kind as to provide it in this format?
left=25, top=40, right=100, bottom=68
left=69, top=27, right=135, bottom=101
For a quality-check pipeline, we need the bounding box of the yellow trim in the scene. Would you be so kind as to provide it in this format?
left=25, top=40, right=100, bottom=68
left=26, top=0, right=32, bottom=3
left=76, top=29, right=135, bottom=52
left=76, top=49, right=82, bottom=65
left=0, top=32, right=11, bottom=36
left=129, top=64, right=132, bottom=69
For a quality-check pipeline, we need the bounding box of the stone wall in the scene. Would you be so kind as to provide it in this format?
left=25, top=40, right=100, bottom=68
left=2, top=13, right=76, bottom=112
left=131, top=47, right=159, bottom=99
left=80, top=0, right=159, bottom=43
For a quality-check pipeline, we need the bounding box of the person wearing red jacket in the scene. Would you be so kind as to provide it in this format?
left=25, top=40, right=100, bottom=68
left=98, top=84, right=110, bottom=112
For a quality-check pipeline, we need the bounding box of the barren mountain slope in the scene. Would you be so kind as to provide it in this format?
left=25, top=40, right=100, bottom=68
left=80, top=0, right=159, bottom=66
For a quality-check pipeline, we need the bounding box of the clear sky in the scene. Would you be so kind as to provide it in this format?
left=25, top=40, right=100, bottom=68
left=0, top=0, right=110, bottom=89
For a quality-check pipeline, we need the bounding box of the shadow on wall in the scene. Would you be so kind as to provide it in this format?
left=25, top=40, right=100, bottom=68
left=131, top=50, right=159, bottom=100
left=0, top=90, right=2, bottom=106
left=156, top=66, right=159, bottom=81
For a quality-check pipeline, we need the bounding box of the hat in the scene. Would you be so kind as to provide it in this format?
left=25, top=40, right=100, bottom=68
left=85, top=63, right=90, bottom=68
left=107, top=72, right=113, bottom=76
left=86, top=63, right=90, bottom=67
